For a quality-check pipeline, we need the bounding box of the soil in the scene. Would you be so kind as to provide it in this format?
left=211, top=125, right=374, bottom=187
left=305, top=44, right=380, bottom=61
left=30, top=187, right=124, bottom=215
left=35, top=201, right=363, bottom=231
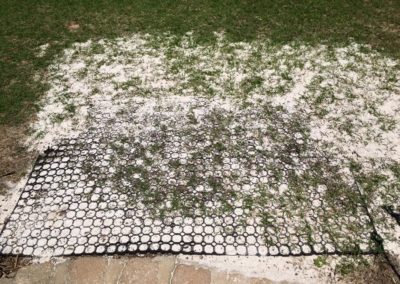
left=0, top=124, right=36, bottom=194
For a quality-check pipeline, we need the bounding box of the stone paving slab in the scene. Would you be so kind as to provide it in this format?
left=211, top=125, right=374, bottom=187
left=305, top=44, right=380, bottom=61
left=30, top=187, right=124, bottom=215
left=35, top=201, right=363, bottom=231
left=0, top=255, right=338, bottom=284
left=0, top=257, right=175, bottom=284
left=2, top=255, right=393, bottom=284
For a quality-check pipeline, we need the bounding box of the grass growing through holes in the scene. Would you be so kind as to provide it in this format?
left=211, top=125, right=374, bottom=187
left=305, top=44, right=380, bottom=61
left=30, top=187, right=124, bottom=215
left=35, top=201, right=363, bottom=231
left=1, top=0, right=400, bottom=125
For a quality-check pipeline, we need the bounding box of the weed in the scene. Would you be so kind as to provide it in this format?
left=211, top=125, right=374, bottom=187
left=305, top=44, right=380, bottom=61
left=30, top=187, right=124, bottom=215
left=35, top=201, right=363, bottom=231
left=314, top=256, right=328, bottom=268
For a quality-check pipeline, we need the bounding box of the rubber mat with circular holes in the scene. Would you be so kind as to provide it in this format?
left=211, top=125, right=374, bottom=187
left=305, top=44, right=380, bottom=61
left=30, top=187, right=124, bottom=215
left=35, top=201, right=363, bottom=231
left=0, top=97, right=379, bottom=257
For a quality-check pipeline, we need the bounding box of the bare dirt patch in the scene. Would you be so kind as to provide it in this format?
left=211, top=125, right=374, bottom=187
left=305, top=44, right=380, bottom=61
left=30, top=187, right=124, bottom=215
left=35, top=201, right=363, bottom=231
left=66, top=22, right=80, bottom=32
left=0, top=124, right=35, bottom=191
left=0, top=256, right=31, bottom=279
left=0, top=124, right=36, bottom=233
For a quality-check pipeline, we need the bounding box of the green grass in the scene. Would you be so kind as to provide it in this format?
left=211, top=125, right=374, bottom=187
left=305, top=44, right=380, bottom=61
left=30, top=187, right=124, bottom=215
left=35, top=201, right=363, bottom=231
left=0, top=0, right=399, bottom=125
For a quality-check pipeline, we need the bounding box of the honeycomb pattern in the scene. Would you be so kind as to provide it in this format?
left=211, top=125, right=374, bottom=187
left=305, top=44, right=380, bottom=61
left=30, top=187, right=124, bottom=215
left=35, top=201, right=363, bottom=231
left=0, top=96, right=378, bottom=257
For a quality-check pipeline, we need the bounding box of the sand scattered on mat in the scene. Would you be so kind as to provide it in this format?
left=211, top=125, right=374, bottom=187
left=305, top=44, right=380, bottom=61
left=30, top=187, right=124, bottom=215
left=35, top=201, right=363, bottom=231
left=26, top=32, right=400, bottom=259
left=29, top=33, right=400, bottom=167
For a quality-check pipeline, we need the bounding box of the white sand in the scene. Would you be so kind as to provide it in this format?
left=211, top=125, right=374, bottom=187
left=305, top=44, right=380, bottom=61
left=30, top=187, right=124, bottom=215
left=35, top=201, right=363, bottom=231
left=22, top=32, right=400, bottom=264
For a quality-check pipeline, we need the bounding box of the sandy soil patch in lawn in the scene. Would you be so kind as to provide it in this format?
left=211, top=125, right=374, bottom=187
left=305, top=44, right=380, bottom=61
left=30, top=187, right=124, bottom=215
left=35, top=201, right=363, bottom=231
left=4, top=32, right=398, bottom=275
left=29, top=32, right=399, bottom=211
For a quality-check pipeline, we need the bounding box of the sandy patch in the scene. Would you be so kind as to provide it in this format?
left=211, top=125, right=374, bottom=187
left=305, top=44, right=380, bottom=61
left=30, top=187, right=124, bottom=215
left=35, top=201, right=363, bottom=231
left=16, top=32, right=400, bottom=268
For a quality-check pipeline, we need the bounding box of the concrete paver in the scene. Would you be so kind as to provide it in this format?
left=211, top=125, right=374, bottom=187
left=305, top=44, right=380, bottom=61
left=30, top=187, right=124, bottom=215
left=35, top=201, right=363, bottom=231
left=118, top=257, right=159, bottom=284
left=172, top=264, right=211, bottom=284
left=53, top=260, right=71, bottom=284
left=69, top=257, right=107, bottom=284
left=14, top=263, right=53, bottom=284
left=210, top=271, right=273, bottom=284
left=103, top=258, right=127, bottom=284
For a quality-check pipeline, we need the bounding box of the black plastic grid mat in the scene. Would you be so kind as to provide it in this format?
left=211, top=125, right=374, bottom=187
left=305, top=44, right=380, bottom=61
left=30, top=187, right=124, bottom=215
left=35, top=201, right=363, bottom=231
left=0, top=97, right=380, bottom=257
left=0, top=143, right=379, bottom=257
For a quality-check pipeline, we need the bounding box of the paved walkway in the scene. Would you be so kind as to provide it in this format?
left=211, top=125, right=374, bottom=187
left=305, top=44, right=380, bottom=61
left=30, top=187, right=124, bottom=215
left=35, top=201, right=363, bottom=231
left=0, top=255, right=341, bottom=284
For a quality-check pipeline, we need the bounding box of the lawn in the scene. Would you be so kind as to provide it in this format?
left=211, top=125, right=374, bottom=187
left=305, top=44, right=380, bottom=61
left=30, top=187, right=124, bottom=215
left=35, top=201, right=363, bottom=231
left=1, top=0, right=400, bottom=125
